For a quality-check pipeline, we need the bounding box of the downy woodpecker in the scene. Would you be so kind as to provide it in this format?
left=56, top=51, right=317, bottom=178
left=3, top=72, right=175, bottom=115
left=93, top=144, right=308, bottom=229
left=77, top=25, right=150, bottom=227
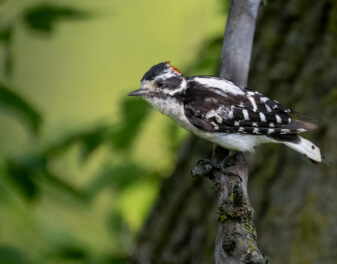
left=128, top=62, right=321, bottom=163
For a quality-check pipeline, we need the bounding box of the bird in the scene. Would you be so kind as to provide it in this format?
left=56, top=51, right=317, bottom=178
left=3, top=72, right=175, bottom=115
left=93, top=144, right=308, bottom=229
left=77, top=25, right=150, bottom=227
left=128, top=62, right=322, bottom=163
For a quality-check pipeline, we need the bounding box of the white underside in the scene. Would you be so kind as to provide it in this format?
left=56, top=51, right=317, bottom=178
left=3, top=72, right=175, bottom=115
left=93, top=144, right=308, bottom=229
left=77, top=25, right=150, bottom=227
left=144, top=96, right=322, bottom=161
left=145, top=96, right=274, bottom=152
left=197, top=132, right=274, bottom=152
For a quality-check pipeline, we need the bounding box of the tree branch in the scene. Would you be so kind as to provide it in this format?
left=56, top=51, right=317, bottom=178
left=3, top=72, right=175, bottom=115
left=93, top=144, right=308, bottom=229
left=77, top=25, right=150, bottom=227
left=194, top=0, right=270, bottom=263
left=220, top=0, right=261, bottom=86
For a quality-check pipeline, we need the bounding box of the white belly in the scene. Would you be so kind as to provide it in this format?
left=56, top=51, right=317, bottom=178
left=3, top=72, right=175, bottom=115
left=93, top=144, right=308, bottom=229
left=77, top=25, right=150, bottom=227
left=145, top=96, right=273, bottom=152
left=196, top=132, right=272, bottom=152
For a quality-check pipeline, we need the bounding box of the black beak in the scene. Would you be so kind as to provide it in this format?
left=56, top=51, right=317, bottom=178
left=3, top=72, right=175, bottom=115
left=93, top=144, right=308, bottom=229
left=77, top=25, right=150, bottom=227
left=128, top=88, right=148, bottom=96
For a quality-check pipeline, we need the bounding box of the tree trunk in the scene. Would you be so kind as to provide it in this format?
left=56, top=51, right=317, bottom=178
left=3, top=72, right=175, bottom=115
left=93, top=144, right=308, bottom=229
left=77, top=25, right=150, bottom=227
left=131, top=0, right=337, bottom=263
left=211, top=0, right=267, bottom=263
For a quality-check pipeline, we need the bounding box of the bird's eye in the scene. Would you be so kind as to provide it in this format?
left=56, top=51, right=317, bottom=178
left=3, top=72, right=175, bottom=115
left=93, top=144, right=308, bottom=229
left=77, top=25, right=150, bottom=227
left=156, top=80, right=164, bottom=87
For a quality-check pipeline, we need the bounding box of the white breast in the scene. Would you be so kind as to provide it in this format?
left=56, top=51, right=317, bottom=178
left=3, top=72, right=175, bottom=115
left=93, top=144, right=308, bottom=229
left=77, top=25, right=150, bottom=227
left=145, top=96, right=198, bottom=131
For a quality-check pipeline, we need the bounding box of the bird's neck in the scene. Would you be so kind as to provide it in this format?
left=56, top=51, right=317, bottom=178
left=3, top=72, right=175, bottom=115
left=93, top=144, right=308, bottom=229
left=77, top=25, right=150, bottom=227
left=145, top=95, right=183, bottom=118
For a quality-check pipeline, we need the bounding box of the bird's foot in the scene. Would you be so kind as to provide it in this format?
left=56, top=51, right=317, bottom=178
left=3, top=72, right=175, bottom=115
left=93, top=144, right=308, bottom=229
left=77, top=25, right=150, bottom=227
left=191, top=157, right=241, bottom=181
left=191, top=159, right=220, bottom=178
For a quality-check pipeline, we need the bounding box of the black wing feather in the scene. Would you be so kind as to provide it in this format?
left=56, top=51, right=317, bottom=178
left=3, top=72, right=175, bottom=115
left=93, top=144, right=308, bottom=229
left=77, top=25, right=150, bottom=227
left=182, top=79, right=316, bottom=140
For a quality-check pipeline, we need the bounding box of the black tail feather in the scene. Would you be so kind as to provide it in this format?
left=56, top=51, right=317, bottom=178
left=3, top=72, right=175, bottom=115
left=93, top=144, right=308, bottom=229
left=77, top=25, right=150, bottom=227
left=291, top=110, right=318, bottom=124
left=288, top=119, right=318, bottom=131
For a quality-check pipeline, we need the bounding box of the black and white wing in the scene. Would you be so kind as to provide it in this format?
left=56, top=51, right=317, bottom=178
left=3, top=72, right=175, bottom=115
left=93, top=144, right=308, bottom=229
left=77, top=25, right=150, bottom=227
left=183, top=77, right=316, bottom=140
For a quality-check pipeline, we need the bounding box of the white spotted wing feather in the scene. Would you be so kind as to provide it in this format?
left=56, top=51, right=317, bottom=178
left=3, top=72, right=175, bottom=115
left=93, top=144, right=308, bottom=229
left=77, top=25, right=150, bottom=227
left=182, top=77, right=321, bottom=162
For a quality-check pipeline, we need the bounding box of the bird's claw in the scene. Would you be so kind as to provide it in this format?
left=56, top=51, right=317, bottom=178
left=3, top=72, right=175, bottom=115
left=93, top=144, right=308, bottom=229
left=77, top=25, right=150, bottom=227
left=192, top=158, right=242, bottom=182
left=191, top=159, right=219, bottom=178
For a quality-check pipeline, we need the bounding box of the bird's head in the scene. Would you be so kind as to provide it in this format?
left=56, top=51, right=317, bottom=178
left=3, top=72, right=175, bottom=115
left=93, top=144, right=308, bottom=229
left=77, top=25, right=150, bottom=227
left=128, top=62, right=186, bottom=98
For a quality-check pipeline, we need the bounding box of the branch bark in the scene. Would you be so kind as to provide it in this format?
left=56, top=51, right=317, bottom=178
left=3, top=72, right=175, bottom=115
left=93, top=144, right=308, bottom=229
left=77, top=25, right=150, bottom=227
left=196, top=0, right=269, bottom=263
left=220, top=0, right=261, bottom=85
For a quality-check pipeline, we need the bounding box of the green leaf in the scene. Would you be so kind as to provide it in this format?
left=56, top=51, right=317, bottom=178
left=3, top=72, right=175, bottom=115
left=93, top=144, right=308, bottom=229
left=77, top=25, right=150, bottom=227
left=112, top=97, right=150, bottom=151
left=0, top=25, right=12, bottom=44
left=77, top=126, right=113, bottom=161
left=44, top=170, right=87, bottom=201
left=53, top=244, right=86, bottom=260
left=3, top=45, right=13, bottom=77
left=42, top=125, right=114, bottom=162
left=5, top=155, right=47, bottom=200
left=0, top=26, right=14, bottom=76
left=106, top=255, right=128, bottom=264
left=23, top=3, right=89, bottom=34
left=0, top=83, right=42, bottom=135
left=85, top=163, right=146, bottom=197
left=6, top=155, right=85, bottom=201
left=5, top=159, right=40, bottom=200
left=43, top=97, right=150, bottom=161
left=107, top=209, right=124, bottom=234
left=0, top=245, right=27, bottom=264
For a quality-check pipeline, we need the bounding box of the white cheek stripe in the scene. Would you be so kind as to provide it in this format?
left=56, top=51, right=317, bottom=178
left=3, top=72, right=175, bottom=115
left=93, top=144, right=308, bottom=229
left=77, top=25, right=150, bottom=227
left=275, top=115, right=282, bottom=123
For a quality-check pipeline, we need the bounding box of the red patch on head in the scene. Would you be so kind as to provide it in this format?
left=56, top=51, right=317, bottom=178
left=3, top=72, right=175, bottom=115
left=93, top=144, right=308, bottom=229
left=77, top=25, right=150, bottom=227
left=167, top=61, right=182, bottom=75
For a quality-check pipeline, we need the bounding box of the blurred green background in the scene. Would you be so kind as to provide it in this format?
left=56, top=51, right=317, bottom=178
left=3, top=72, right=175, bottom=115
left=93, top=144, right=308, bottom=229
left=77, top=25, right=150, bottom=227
left=0, top=0, right=226, bottom=263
